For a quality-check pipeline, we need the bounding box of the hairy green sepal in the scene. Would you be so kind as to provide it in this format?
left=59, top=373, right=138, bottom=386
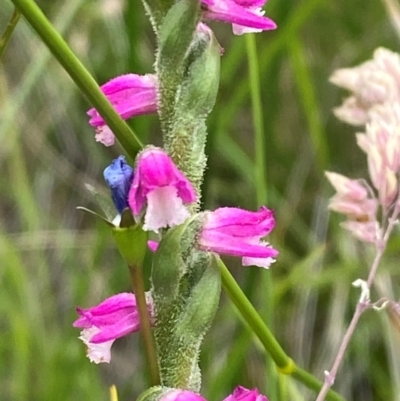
left=165, top=27, right=220, bottom=197
left=151, top=219, right=221, bottom=391
left=156, top=0, right=200, bottom=135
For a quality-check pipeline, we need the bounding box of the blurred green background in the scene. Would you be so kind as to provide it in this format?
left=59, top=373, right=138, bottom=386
left=1, top=0, right=400, bottom=400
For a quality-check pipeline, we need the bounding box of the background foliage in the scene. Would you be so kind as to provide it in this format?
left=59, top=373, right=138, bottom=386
left=1, top=0, right=400, bottom=400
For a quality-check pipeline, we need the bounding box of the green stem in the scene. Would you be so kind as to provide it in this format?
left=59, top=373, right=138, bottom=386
left=246, top=33, right=276, bottom=397
left=129, top=264, right=160, bottom=386
left=9, top=0, right=142, bottom=159
left=245, top=34, right=267, bottom=206
left=0, top=8, right=21, bottom=59
left=218, top=259, right=346, bottom=401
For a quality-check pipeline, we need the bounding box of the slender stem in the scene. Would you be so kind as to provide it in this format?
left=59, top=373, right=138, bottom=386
left=129, top=264, right=160, bottom=386
left=0, top=8, right=21, bottom=59
left=9, top=0, right=142, bottom=159
left=245, top=34, right=267, bottom=206
left=245, top=33, right=276, bottom=396
left=315, top=202, right=400, bottom=401
left=218, top=259, right=346, bottom=401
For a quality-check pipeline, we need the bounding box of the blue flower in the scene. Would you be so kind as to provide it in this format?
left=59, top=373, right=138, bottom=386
left=104, top=156, right=134, bottom=214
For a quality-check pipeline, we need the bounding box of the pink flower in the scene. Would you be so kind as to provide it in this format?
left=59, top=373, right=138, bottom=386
left=73, top=292, right=153, bottom=363
left=128, top=148, right=197, bottom=232
left=158, top=386, right=268, bottom=401
left=160, top=389, right=207, bottom=401
left=201, top=0, right=276, bottom=35
left=198, top=206, right=278, bottom=268
left=223, top=387, right=269, bottom=401
left=87, top=74, right=158, bottom=146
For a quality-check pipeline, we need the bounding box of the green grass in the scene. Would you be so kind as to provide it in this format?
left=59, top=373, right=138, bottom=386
left=1, top=0, right=400, bottom=400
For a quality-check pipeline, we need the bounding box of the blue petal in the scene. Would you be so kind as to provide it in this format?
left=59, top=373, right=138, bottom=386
left=103, top=156, right=134, bottom=214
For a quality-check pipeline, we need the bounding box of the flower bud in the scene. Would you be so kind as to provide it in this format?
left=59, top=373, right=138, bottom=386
left=104, top=156, right=134, bottom=214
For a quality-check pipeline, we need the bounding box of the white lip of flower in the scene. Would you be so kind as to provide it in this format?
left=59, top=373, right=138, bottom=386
left=79, top=327, right=114, bottom=364
left=143, top=186, right=190, bottom=233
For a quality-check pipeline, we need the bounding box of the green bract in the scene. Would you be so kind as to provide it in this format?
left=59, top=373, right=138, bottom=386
left=152, top=219, right=221, bottom=391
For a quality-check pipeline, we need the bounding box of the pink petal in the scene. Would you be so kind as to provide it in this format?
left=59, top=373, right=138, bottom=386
left=101, top=73, right=157, bottom=95
left=203, top=206, right=275, bottom=237
left=223, top=386, right=269, bottom=401
left=160, top=389, right=207, bottom=401
left=200, top=230, right=278, bottom=258
left=148, top=240, right=159, bottom=252
left=202, top=0, right=276, bottom=32
left=95, top=126, right=115, bottom=146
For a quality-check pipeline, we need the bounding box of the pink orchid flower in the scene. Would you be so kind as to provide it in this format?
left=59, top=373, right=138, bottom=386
left=160, top=386, right=268, bottom=401
left=201, top=0, right=276, bottom=35
left=73, top=292, right=153, bottom=363
left=87, top=74, right=157, bottom=146
left=128, top=148, right=197, bottom=232
left=199, top=206, right=278, bottom=268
